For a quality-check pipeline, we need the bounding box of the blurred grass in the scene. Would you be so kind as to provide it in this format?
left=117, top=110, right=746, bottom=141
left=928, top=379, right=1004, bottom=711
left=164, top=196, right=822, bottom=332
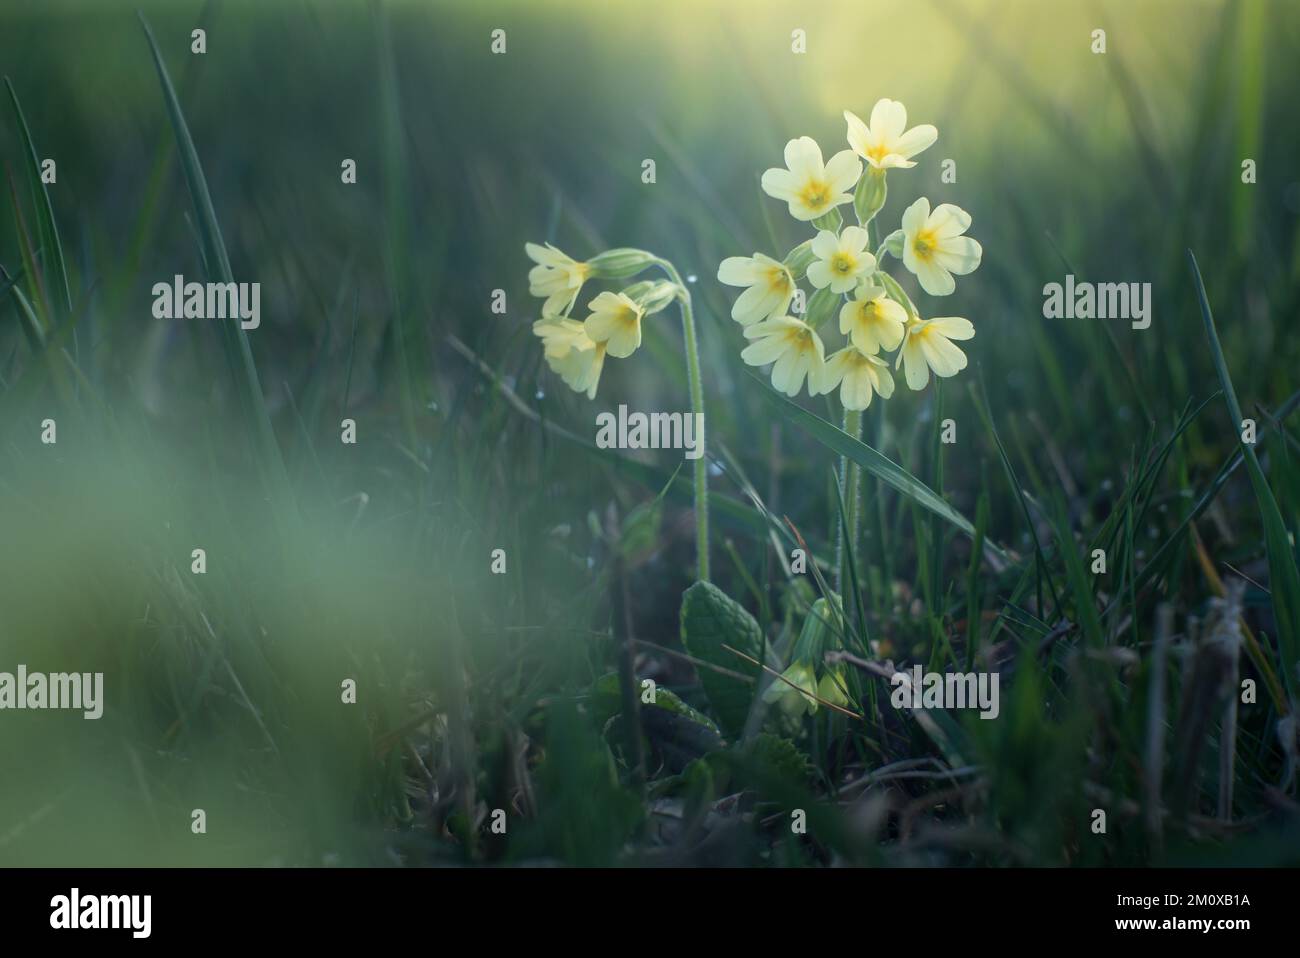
left=1, top=0, right=1299, bottom=865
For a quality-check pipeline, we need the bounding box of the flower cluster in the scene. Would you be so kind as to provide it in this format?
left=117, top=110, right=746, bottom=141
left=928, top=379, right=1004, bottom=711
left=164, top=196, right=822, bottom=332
left=526, top=244, right=679, bottom=398
left=718, top=99, right=982, bottom=409
left=763, top=596, right=850, bottom=722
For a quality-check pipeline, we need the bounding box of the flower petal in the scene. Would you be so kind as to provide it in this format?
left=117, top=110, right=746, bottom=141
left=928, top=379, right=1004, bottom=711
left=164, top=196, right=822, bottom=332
left=934, top=236, right=983, bottom=276
left=784, top=136, right=824, bottom=178
left=761, top=167, right=797, bottom=200
left=824, top=149, right=863, bottom=194
left=840, top=225, right=870, bottom=254
left=869, top=98, right=907, bottom=140
left=919, top=330, right=968, bottom=377
left=928, top=203, right=972, bottom=239
left=913, top=256, right=956, bottom=296
left=844, top=109, right=871, bottom=156
left=901, top=197, right=930, bottom=235
left=718, top=255, right=762, bottom=286
left=926, top=316, right=975, bottom=340
left=894, top=123, right=937, bottom=159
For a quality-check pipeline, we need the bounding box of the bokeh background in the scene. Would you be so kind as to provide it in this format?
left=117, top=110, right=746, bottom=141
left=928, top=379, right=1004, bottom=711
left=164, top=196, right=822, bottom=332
left=1, top=0, right=1298, bottom=865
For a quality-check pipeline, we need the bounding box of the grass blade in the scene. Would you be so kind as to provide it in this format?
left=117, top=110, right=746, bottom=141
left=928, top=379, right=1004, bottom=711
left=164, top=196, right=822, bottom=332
left=1188, top=249, right=1300, bottom=705
left=138, top=13, right=291, bottom=506
left=751, top=374, right=1008, bottom=565
left=4, top=76, right=72, bottom=320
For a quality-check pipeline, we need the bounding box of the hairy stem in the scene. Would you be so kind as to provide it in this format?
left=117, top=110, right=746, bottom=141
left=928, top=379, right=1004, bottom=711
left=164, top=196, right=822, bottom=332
left=656, top=258, right=710, bottom=581
left=837, top=407, right=863, bottom=595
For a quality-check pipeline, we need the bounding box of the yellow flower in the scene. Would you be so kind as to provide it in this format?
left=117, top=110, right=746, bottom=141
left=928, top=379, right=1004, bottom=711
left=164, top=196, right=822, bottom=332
left=532, top=318, right=607, bottom=398
left=532, top=316, right=587, bottom=359
left=814, top=345, right=895, bottom=410
left=839, top=283, right=907, bottom=353
left=740, top=316, right=826, bottom=397
left=900, top=198, right=982, bottom=296
left=897, top=316, right=975, bottom=390
left=761, top=136, right=862, bottom=222
left=582, top=291, right=644, bottom=358
left=844, top=99, right=937, bottom=171
left=763, top=661, right=820, bottom=718
left=807, top=227, right=875, bottom=293
left=526, top=242, right=591, bottom=316
left=717, top=252, right=795, bottom=326
left=817, top=666, right=850, bottom=709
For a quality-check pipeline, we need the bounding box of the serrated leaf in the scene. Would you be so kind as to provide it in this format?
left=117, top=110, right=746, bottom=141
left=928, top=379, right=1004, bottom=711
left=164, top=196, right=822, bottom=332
left=680, top=581, right=762, bottom=736
left=590, top=671, right=719, bottom=733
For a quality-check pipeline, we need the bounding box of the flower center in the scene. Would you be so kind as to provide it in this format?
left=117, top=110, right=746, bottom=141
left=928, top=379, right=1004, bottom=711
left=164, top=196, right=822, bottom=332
left=799, top=179, right=830, bottom=211
left=765, top=266, right=790, bottom=292
left=831, top=253, right=855, bottom=275
left=786, top=327, right=813, bottom=351
left=912, top=229, right=938, bottom=261
left=867, top=142, right=891, bottom=163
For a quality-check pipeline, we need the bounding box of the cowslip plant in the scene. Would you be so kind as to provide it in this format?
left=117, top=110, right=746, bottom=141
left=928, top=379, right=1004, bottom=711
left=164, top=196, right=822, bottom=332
left=525, top=243, right=712, bottom=580
left=718, top=98, right=983, bottom=588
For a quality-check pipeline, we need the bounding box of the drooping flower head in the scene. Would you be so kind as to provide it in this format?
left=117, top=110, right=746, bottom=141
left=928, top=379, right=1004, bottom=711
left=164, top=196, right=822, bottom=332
left=533, top=317, right=607, bottom=398
left=897, top=316, right=975, bottom=391
left=761, top=136, right=862, bottom=222
left=844, top=99, right=938, bottom=171
left=762, top=661, right=820, bottom=719
left=740, top=316, right=826, bottom=397
left=717, top=252, right=796, bottom=325
left=900, top=199, right=982, bottom=296
left=582, top=290, right=644, bottom=359
left=526, top=242, right=591, bottom=316
left=815, top=345, right=896, bottom=410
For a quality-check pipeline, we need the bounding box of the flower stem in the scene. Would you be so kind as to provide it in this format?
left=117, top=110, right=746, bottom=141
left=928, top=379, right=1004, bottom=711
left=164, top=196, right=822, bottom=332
left=837, top=407, right=863, bottom=596
left=656, top=258, right=710, bottom=582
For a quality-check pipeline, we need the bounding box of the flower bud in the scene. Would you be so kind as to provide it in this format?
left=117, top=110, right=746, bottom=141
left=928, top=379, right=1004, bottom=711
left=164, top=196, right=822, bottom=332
left=782, top=239, right=816, bottom=280
left=804, top=286, right=839, bottom=331
left=589, top=247, right=657, bottom=280
left=854, top=168, right=888, bottom=226
left=791, top=595, right=844, bottom=663
left=630, top=279, right=681, bottom=316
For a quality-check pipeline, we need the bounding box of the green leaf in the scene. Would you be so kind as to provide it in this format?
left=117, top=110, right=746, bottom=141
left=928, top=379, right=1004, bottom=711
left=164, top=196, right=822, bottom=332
left=1189, top=250, right=1300, bottom=704
left=589, top=672, right=719, bottom=733
left=751, top=374, right=1009, bottom=565
left=680, top=581, right=763, bottom=737
left=724, top=732, right=810, bottom=784
left=138, top=13, right=292, bottom=511
left=5, top=77, right=72, bottom=321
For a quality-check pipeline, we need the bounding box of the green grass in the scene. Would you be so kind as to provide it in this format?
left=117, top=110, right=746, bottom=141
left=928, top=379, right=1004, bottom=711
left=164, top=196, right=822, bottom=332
left=1, top=0, right=1299, bottom=867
